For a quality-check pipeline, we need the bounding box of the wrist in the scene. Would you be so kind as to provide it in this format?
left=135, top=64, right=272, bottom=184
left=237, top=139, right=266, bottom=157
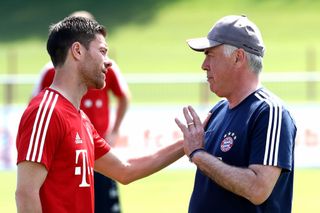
left=188, top=148, right=206, bottom=162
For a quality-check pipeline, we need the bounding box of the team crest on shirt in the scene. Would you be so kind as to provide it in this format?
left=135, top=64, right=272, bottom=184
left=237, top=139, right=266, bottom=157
left=220, top=132, right=237, bottom=152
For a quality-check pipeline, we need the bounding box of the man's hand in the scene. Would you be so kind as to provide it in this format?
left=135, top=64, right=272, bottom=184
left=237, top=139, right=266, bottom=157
left=175, top=105, right=205, bottom=156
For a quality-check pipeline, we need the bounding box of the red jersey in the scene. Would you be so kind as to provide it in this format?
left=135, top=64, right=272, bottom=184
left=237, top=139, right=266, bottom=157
left=32, top=61, right=128, bottom=137
left=16, top=88, right=110, bottom=213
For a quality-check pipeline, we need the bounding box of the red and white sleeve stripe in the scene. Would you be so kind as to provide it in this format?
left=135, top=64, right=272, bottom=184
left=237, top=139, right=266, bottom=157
left=26, top=90, right=59, bottom=163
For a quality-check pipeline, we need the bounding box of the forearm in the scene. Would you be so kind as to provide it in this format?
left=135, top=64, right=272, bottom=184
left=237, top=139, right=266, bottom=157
left=95, top=140, right=184, bottom=185
left=124, top=139, right=185, bottom=183
left=192, top=151, right=276, bottom=205
left=16, top=191, right=42, bottom=213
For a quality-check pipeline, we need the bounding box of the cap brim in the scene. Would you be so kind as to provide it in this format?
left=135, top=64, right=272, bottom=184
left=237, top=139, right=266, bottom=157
left=187, top=37, right=221, bottom=52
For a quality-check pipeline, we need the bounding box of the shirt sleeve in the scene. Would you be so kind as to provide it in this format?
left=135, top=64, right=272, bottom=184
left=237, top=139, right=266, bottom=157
left=92, top=126, right=111, bottom=160
left=16, top=103, right=63, bottom=170
left=249, top=104, right=296, bottom=171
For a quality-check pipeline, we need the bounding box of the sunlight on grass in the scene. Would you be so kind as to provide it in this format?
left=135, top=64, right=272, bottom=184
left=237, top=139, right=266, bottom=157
left=1, top=168, right=320, bottom=212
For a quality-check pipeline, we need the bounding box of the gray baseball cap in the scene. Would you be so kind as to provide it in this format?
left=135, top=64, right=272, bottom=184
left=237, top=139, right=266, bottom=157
left=187, top=15, right=265, bottom=57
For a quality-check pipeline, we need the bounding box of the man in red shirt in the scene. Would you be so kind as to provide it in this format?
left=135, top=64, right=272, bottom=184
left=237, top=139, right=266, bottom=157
left=16, top=16, right=184, bottom=213
left=32, top=11, right=130, bottom=213
left=33, top=61, right=129, bottom=213
left=33, top=60, right=129, bottom=141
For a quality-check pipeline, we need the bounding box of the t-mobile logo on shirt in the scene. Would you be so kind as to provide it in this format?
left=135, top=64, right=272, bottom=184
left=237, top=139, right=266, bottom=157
left=75, top=149, right=93, bottom=187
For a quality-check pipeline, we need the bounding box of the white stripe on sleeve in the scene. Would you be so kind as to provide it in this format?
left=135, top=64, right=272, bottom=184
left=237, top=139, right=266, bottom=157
left=37, top=93, right=59, bottom=162
left=26, top=90, right=49, bottom=161
left=26, top=91, right=59, bottom=163
left=255, top=90, right=282, bottom=166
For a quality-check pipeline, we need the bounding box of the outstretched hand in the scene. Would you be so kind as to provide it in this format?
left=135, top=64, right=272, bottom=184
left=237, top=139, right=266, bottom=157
left=175, top=106, right=210, bottom=156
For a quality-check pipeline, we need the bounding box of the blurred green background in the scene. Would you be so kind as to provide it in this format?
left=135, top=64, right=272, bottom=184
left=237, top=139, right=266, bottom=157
left=1, top=0, right=320, bottom=73
left=0, top=0, right=320, bottom=104
left=2, top=169, right=320, bottom=212
left=1, top=0, right=320, bottom=212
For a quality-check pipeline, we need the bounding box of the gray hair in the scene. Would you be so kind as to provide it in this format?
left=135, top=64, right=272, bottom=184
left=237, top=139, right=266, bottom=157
left=223, top=44, right=263, bottom=74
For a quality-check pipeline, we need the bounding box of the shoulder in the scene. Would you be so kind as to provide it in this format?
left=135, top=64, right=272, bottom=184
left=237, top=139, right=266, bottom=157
left=105, top=59, right=129, bottom=93
left=107, top=59, right=125, bottom=79
left=253, top=88, right=286, bottom=112
left=28, top=90, right=62, bottom=118
left=210, top=99, right=228, bottom=113
left=253, top=88, right=296, bottom=123
left=19, top=89, right=66, bottom=138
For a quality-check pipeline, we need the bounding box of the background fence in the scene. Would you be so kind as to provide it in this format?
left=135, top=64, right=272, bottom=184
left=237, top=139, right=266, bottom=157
left=1, top=71, right=320, bottom=105
left=0, top=72, right=320, bottom=169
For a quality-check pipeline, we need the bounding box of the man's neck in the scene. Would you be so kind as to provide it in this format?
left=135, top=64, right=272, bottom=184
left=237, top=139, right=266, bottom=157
left=50, top=68, right=87, bottom=110
left=227, top=81, right=261, bottom=109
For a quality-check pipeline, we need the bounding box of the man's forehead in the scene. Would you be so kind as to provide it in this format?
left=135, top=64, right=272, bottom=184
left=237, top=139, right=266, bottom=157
left=204, top=46, right=221, bottom=55
left=93, top=34, right=108, bottom=47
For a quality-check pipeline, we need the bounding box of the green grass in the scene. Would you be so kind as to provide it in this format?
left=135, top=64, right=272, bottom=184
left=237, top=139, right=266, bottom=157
left=119, top=169, right=195, bottom=212
left=1, top=168, right=320, bottom=212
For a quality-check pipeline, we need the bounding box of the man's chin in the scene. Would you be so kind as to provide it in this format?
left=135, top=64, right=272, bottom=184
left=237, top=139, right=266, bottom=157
left=98, top=83, right=106, bottom=89
left=96, top=83, right=106, bottom=90
left=88, top=82, right=106, bottom=90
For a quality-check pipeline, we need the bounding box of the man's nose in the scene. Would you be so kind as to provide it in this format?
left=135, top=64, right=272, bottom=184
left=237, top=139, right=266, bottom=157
left=104, top=57, right=112, bottom=69
left=201, top=59, right=208, bottom=71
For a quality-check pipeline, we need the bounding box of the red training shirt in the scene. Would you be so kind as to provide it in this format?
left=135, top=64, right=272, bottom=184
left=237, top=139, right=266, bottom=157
left=16, top=88, right=110, bottom=213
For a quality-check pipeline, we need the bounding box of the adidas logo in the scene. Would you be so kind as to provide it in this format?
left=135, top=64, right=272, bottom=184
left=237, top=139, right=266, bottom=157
left=75, top=132, right=82, bottom=144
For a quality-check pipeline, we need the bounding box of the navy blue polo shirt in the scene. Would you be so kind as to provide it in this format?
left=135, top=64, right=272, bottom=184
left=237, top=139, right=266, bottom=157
left=189, top=88, right=296, bottom=213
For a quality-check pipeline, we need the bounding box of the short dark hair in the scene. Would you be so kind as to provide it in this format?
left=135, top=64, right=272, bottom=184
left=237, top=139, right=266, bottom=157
left=47, top=16, right=106, bottom=67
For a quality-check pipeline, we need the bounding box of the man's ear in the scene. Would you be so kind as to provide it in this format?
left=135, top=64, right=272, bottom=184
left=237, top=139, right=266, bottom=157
left=234, top=48, right=245, bottom=64
left=70, top=42, right=82, bottom=60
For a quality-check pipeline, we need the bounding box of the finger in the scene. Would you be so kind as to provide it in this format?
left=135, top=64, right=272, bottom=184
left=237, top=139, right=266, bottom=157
left=175, top=118, right=188, bottom=133
left=183, top=107, right=196, bottom=129
left=187, top=106, right=201, bottom=126
left=183, top=107, right=193, bottom=124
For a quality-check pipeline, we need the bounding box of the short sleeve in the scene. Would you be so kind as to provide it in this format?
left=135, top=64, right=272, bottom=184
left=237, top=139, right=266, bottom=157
left=16, top=105, right=63, bottom=170
left=249, top=104, right=296, bottom=171
left=92, top=127, right=111, bottom=160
